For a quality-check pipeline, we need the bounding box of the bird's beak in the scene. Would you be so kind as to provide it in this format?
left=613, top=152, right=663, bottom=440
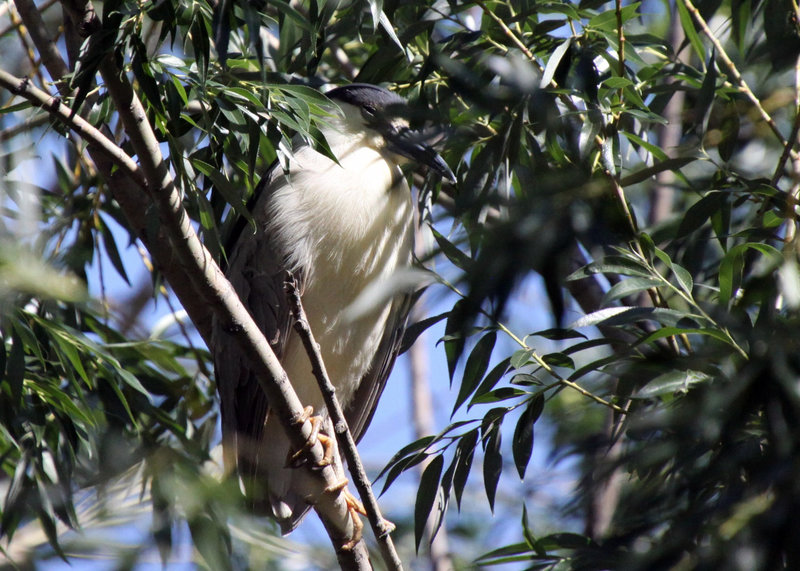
left=385, top=129, right=456, bottom=182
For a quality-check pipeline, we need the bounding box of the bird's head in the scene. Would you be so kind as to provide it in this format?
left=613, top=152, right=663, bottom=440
left=326, top=84, right=456, bottom=182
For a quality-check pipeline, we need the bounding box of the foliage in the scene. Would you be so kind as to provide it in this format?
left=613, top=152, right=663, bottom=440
left=2, top=0, right=800, bottom=568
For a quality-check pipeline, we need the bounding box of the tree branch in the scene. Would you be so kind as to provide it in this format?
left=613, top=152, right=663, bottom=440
left=92, top=57, right=371, bottom=565
left=681, top=0, right=798, bottom=160
left=0, top=69, right=146, bottom=187
left=286, top=279, right=403, bottom=571
left=7, top=0, right=216, bottom=342
left=5, top=1, right=372, bottom=564
left=13, top=0, right=69, bottom=84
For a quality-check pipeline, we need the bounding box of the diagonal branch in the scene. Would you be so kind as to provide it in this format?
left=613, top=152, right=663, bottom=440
left=0, top=69, right=145, bottom=186
left=286, top=279, right=403, bottom=571
left=681, top=0, right=798, bottom=161
left=10, top=0, right=216, bottom=343
left=0, top=62, right=371, bottom=567
left=94, top=58, right=372, bottom=566
left=4, top=2, right=373, bottom=566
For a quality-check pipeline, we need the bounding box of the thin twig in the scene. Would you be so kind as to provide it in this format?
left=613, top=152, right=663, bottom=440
left=681, top=0, right=798, bottom=161
left=475, top=0, right=534, bottom=61
left=13, top=0, right=69, bottom=83
left=771, top=109, right=800, bottom=186
left=615, top=0, right=625, bottom=78
left=286, top=278, right=404, bottom=571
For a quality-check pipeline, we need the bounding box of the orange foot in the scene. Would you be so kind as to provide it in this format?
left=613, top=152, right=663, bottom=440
left=286, top=406, right=334, bottom=469
left=324, top=479, right=366, bottom=550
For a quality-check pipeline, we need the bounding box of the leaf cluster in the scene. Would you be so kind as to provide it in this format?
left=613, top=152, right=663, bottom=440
left=4, top=0, right=800, bottom=567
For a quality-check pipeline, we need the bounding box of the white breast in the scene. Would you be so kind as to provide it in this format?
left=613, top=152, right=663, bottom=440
left=265, top=125, right=413, bottom=410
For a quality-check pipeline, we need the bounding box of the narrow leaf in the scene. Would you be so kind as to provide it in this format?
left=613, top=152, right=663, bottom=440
left=635, top=369, right=711, bottom=399
left=483, top=426, right=503, bottom=512
left=453, top=332, right=497, bottom=414
left=414, top=455, right=444, bottom=552
left=512, top=394, right=544, bottom=479
left=541, top=37, right=571, bottom=87
left=602, top=277, right=663, bottom=306
left=676, top=0, right=706, bottom=61
left=453, top=429, right=478, bottom=510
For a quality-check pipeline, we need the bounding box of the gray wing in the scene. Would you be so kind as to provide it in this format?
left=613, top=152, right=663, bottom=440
left=213, top=168, right=301, bottom=478
left=344, top=293, right=414, bottom=442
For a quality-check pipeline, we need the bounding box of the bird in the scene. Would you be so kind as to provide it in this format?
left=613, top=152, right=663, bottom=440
left=212, top=83, right=455, bottom=534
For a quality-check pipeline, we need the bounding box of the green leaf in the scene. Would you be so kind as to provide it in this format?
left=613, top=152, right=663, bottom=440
left=380, top=453, right=429, bottom=496
left=635, top=369, right=711, bottom=399
left=696, top=51, right=718, bottom=130
left=512, top=394, right=544, bottom=479
left=97, top=215, right=131, bottom=286
left=620, top=131, right=671, bottom=162
left=431, top=228, right=473, bottom=271
left=475, top=542, right=539, bottom=564
left=653, top=247, right=694, bottom=295
left=470, top=357, right=512, bottom=408
left=533, top=328, right=587, bottom=341
left=677, top=192, right=725, bottom=237
left=541, top=37, right=572, bottom=87
left=6, top=328, right=25, bottom=403
left=376, top=435, right=436, bottom=482
left=570, top=306, right=702, bottom=329
left=483, top=422, right=503, bottom=512
left=444, top=299, right=467, bottom=382
left=454, top=332, right=497, bottom=415
left=542, top=352, right=575, bottom=369
left=717, top=101, right=740, bottom=161
left=0, top=101, right=33, bottom=114
left=51, top=333, right=90, bottom=387
left=676, top=0, right=706, bottom=61
left=414, top=455, right=443, bottom=551
left=603, top=76, right=633, bottom=89
left=634, top=325, right=733, bottom=348
left=671, top=262, right=694, bottom=295
left=589, top=3, right=641, bottom=31
left=602, top=277, right=663, bottom=306
left=511, top=348, right=535, bottom=369
left=471, top=387, right=529, bottom=405
left=538, top=532, right=593, bottom=550
left=401, top=311, right=448, bottom=353
left=453, top=429, right=478, bottom=510
left=567, top=256, right=653, bottom=280
left=718, top=243, right=782, bottom=305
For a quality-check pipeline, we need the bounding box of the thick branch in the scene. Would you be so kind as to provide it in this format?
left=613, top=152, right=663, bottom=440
left=4, top=2, right=371, bottom=564
left=0, top=69, right=146, bottom=186
left=6, top=1, right=216, bottom=341
left=287, top=279, right=403, bottom=571
left=93, top=59, right=369, bottom=563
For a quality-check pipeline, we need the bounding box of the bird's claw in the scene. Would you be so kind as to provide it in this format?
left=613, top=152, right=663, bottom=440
left=286, top=406, right=334, bottom=469
left=324, top=480, right=366, bottom=550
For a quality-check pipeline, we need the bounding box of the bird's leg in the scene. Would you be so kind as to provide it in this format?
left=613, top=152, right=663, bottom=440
left=286, top=406, right=335, bottom=468
left=323, top=478, right=366, bottom=550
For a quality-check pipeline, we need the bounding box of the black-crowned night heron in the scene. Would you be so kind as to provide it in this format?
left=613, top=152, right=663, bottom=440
left=212, top=83, right=454, bottom=533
